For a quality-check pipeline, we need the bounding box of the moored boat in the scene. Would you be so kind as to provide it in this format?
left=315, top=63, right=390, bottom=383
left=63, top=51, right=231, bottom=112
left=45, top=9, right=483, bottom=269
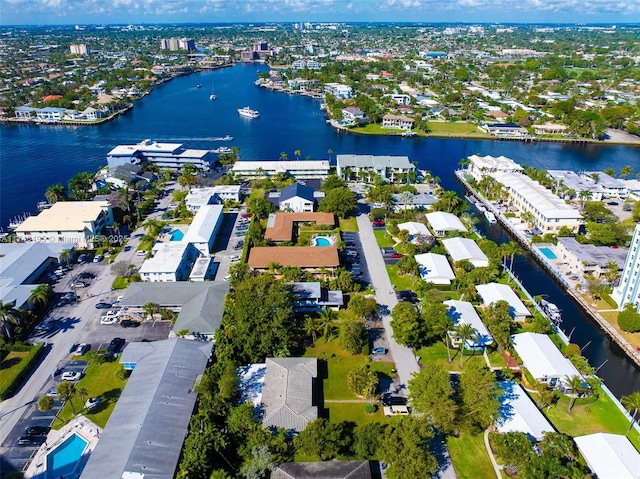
left=540, top=299, right=562, bottom=324
left=238, top=106, right=259, bottom=119
left=484, top=210, right=497, bottom=223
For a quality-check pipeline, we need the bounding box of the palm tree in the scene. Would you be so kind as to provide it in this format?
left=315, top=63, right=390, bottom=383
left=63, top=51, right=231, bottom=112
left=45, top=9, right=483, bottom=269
left=317, top=308, right=337, bottom=341
left=45, top=183, right=66, bottom=204
left=565, top=375, right=587, bottom=413
left=432, top=315, right=454, bottom=363
left=304, top=316, right=319, bottom=344
left=621, top=391, right=640, bottom=432
left=60, top=249, right=72, bottom=267
left=57, top=381, right=77, bottom=415
left=142, top=302, right=159, bottom=321
left=279, top=151, right=288, bottom=161
left=0, top=301, right=23, bottom=339
left=29, top=284, right=53, bottom=309
left=78, top=387, right=88, bottom=408
left=327, top=148, right=333, bottom=161
left=620, top=165, right=633, bottom=179
left=37, top=395, right=55, bottom=412
left=454, top=323, right=476, bottom=367
left=501, top=241, right=521, bottom=273
left=294, top=149, right=301, bottom=160
left=398, top=191, right=414, bottom=218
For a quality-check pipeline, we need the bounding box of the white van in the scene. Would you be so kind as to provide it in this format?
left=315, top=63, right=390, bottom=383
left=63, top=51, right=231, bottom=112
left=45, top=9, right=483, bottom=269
left=383, top=405, right=410, bottom=417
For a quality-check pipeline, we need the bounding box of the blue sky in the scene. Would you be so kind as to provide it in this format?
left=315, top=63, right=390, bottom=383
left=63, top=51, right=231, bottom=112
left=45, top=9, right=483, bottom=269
left=1, top=0, right=638, bottom=25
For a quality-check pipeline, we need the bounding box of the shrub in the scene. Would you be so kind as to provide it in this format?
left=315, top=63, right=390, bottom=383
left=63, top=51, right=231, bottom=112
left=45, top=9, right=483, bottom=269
left=0, top=343, right=44, bottom=400
left=618, top=304, right=640, bottom=333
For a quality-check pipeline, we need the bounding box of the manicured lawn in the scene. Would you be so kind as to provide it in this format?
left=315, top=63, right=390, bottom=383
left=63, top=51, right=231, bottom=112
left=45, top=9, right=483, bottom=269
left=338, top=217, right=359, bottom=232
left=386, top=264, right=415, bottom=291
left=600, top=310, right=640, bottom=349
left=303, top=339, right=395, bottom=401
left=415, top=342, right=489, bottom=372
left=373, top=229, right=395, bottom=248
left=325, top=402, right=385, bottom=425
left=52, top=353, right=127, bottom=429
left=427, top=121, right=488, bottom=136
left=447, top=433, right=495, bottom=479
left=0, top=351, right=29, bottom=390
left=540, top=384, right=640, bottom=451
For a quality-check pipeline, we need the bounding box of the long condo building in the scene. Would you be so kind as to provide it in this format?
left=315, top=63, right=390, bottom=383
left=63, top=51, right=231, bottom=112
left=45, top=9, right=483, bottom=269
left=107, top=139, right=213, bottom=171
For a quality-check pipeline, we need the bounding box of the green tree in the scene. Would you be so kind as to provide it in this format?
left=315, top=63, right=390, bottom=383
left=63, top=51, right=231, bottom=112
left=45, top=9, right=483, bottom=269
left=321, top=174, right=346, bottom=192
left=483, top=300, right=514, bottom=351
left=294, top=418, right=351, bottom=460
left=378, top=417, right=437, bottom=478
left=458, top=362, right=501, bottom=433
left=29, top=284, right=53, bottom=309
left=317, top=307, right=338, bottom=340
left=390, top=302, right=423, bottom=347
left=454, top=323, right=476, bottom=367
left=353, top=422, right=384, bottom=459
left=618, top=303, right=640, bottom=333
left=0, top=301, right=23, bottom=339
left=45, top=183, right=67, bottom=203
left=318, top=187, right=357, bottom=218
left=37, top=395, right=55, bottom=412
left=565, top=375, right=588, bottom=413
left=489, top=432, right=534, bottom=474
left=408, top=363, right=457, bottom=433
left=347, top=294, right=377, bottom=320
left=57, top=381, right=77, bottom=415
left=67, top=171, right=94, bottom=200
left=142, top=302, right=159, bottom=320
left=338, top=319, right=367, bottom=355
left=621, top=391, right=640, bottom=432
left=347, top=364, right=378, bottom=400
left=294, top=149, right=301, bottom=160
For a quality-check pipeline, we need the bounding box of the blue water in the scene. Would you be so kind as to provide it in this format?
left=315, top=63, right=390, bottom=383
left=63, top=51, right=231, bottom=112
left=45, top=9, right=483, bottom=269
left=314, top=237, right=331, bottom=246
left=539, top=247, right=558, bottom=260
left=46, top=433, right=88, bottom=478
left=1, top=64, right=640, bottom=396
left=170, top=229, right=184, bottom=241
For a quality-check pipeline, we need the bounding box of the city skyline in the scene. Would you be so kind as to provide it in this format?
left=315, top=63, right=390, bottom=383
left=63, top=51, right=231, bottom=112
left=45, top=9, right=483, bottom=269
left=1, top=0, right=639, bottom=26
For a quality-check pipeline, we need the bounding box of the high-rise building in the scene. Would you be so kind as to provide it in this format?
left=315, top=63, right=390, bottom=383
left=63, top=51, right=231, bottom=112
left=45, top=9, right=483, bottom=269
left=70, top=44, right=90, bottom=55
left=160, top=38, right=195, bottom=52
left=612, top=224, right=640, bottom=311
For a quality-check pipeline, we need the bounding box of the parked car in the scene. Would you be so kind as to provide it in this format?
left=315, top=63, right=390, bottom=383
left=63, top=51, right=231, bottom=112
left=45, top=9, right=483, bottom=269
left=607, top=201, right=619, bottom=206
left=383, top=405, right=410, bottom=417
left=233, top=242, right=244, bottom=250
left=74, top=343, right=90, bottom=355
left=77, top=254, right=88, bottom=263
left=100, top=315, right=119, bottom=325
left=372, top=219, right=385, bottom=227
left=18, top=436, right=46, bottom=447
left=85, top=397, right=100, bottom=409
left=61, top=371, right=82, bottom=381
left=223, top=275, right=232, bottom=282
left=93, top=254, right=104, bottom=263
left=241, top=213, right=253, bottom=218
left=54, top=267, right=67, bottom=276
left=95, top=302, right=112, bottom=309
left=61, top=292, right=76, bottom=302
left=346, top=249, right=358, bottom=257
left=25, top=425, right=50, bottom=436
left=235, top=231, right=247, bottom=236
left=371, top=347, right=386, bottom=355
left=390, top=253, right=404, bottom=259
left=136, top=250, right=148, bottom=256
left=70, top=281, right=86, bottom=288
left=381, top=394, right=407, bottom=407
left=45, top=388, right=58, bottom=397
left=78, top=271, right=96, bottom=279
left=106, top=337, right=125, bottom=356
left=120, top=319, right=140, bottom=328
left=229, top=255, right=240, bottom=262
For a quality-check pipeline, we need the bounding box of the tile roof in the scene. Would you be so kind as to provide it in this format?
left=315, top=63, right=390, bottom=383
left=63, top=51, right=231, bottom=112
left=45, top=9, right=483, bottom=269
left=264, top=212, right=335, bottom=242
left=248, top=246, right=339, bottom=269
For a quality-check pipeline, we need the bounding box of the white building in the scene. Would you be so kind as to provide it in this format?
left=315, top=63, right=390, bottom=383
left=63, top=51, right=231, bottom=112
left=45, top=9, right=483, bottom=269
left=324, top=83, right=353, bottom=99
left=574, top=433, right=640, bottom=479
left=425, top=211, right=467, bottom=236
left=495, top=381, right=554, bottom=441
left=444, top=299, right=493, bottom=349
left=107, top=139, right=213, bottom=171
left=397, top=221, right=432, bottom=243
left=231, top=160, right=330, bottom=180
left=139, top=242, right=201, bottom=282
left=476, top=283, right=531, bottom=321
left=70, top=43, right=90, bottom=55
left=185, top=186, right=241, bottom=212
left=415, top=253, right=455, bottom=285
left=181, top=205, right=224, bottom=255
left=612, top=224, right=640, bottom=312
left=381, top=114, right=414, bottom=130
left=512, top=332, right=585, bottom=391
left=442, top=237, right=489, bottom=268
left=465, top=154, right=524, bottom=181
left=189, top=256, right=213, bottom=281
left=336, top=154, right=415, bottom=182
left=278, top=183, right=317, bottom=212
left=15, top=201, right=113, bottom=249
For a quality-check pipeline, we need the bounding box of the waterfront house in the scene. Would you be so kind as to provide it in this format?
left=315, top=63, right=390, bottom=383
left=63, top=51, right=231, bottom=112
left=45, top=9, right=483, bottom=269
left=139, top=242, right=201, bottom=282
left=534, top=123, right=569, bottom=135
left=546, top=170, right=604, bottom=202
left=341, top=106, right=366, bottom=125
left=397, top=221, right=432, bottom=244
left=512, top=332, right=585, bottom=391
left=248, top=246, right=340, bottom=274
left=381, top=114, right=414, bottom=130
left=231, top=160, right=330, bottom=180
left=80, top=339, right=213, bottom=479
left=581, top=171, right=628, bottom=199
left=291, top=282, right=343, bottom=311
left=272, top=461, right=373, bottom=479
left=264, top=212, right=335, bottom=243
left=14, top=201, right=113, bottom=249
left=574, top=433, right=640, bottom=479
left=392, top=192, right=438, bottom=211
left=465, top=154, right=524, bottom=181
left=482, top=122, right=529, bottom=138
left=415, top=253, right=455, bottom=285
left=476, top=283, right=531, bottom=320
left=336, top=154, right=415, bottom=182
left=324, top=82, right=353, bottom=99
left=555, top=237, right=628, bottom=279
left=35, top=107, right=67, bottom=122
left=181, top=204, right=224, bottom=255
left=444, top=299, right=493, bottom=349
left=425, top=211, right=467, bottom=236
left=495, top=381, right=554, bottom=441
left=107, top=139, right=213, bottom=171
left=442, top=237, right=490, bottom=268
left=612, top=224, right=640, bottom=312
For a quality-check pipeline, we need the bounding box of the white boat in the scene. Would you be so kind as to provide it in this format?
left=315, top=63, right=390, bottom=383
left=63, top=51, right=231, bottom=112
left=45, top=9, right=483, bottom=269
left=221, top=135, right=232, bottom=141
left=484, top=210, right=497, bottom=223
left=238, top=106, right=259, bottom=119
left=210, top=93, right=217, bottom=100
left=540, top=299, right=562, bottom=324
left=213, top=146, right=231, bottom=154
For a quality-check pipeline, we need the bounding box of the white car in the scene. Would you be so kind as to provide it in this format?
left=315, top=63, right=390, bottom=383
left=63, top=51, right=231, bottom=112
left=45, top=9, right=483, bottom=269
left=136, top=250, right=147, bottom=256
left=229, top=255, right=240, bottom=262
left=100, top=316, right=119, bottom=325
left=85, top=397, right=100, bottom=409
left=61, top=371, right=82, bottom=381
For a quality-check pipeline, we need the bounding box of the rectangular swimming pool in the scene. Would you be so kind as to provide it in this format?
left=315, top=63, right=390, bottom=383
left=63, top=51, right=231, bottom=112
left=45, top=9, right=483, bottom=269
left=539, top=247, right=557, bottom=260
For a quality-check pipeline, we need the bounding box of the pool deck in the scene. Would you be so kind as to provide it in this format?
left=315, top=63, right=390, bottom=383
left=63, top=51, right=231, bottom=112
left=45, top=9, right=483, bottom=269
left=25, top=415, right=101, bottom=479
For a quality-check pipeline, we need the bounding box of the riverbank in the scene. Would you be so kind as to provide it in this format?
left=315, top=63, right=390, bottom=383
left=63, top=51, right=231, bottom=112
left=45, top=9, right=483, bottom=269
left=455, top=170, right=640, bottom=369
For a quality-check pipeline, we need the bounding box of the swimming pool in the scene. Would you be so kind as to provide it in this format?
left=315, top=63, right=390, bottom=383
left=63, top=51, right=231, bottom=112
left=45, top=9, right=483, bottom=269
left=314, top=237, right=331, bottom=246
left=170, top=229, right=184, bottom=241
left=46, top=433, right=88, bottom=478
left=539, top=247, right=557, bottom=260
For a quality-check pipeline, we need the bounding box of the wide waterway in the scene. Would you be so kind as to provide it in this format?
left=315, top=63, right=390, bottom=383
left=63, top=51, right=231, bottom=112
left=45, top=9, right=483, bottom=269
left=1, top=64, right=639, bottom=396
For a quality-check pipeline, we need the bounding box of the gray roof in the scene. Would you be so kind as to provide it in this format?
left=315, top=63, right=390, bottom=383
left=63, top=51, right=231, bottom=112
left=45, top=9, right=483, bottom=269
left=337, top=154, right=415, bottom=170
left=557, top=237, right=628, bottom=268
left=120, top=282, right=229, bottom=335
left=261, top=357, right=318, bottom=432
left=280, top=183, right=315, bottom=203
left=80, top=339, right=213, bottom=479
left=272, top=461, right=373, bottom=479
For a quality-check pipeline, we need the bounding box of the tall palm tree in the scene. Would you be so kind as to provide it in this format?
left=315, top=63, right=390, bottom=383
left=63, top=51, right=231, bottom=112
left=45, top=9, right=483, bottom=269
left=565, top=375, right=587, bottom=413
left=294, top=149, right=301, bottom=160
left=454, top=323, right=477, bottom=367
left=78, top=387, right=88, bottom=408
left=0, top=301, right=23, bottom=339
left=501, top=241, right=521, bottom=272
left=304, top=316, right=319, bottom=344
left=279, top=152, right=288, bottom=161
left=29, top=284, right=53, bottom=309
left=60, top=249, right=72, bottom=267
left=621, top=391, right=640, bottom=432
left=317, top=308, right=337, bottom=341
left=142, top=302, right=159, bottom=321
left=398, top=191, right=414, bottom=218
left=57, top=381, right=77, bottom=415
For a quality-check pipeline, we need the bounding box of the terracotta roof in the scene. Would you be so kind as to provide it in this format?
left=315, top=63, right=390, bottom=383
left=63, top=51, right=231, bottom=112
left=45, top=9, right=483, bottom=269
left=248, top=246, right=339, bottom=269
left=264, top=212, right=335, bottom=242
left=43, top=94, right=63, bottom=102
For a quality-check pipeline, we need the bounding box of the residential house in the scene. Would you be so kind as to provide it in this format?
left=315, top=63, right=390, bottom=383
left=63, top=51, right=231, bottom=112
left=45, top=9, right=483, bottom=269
left=393, top=193, right=438, bottom=211
left=341, top=106, right=366, bottom=125
left=415, top=253, right=455, bottom=285
left=381, top=114, right=414, bottom=130
left=291, top=282, right=344, bottom=311
left=425, top=211, right=467, bottom=236
left=555, top=237, right=627, bottom=279
left=476, top=283, right=531, bottom=321
left=444, top=299, right=493, bottom=349
left=271, top=461, right=373, bottom=479
left=482, top=122, right=529, bottom=138
left=574, top=433, right=640, bottom=479
left=442, top=237, right=490, bottom=268
left=278, top=183, right=317, bottom=212
left=465, top=154, right=524, bottom=181
left=495, top=381, right=554, bottom=441
left=324, top=83, right=353, bottom=99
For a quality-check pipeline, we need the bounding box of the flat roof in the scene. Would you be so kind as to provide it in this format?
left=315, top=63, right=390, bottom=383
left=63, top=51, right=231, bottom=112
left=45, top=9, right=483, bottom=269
left=181, top=204, right=223, bottom=244
left=425, top=211, right=467, bottom=233
left=476, top=282, right=531, bottom=318
left=140, top=242, right=194, bottom=274
left=232, top=160, right=330, bottom=173
left=468, top=154, right=523, bottom=172
left=337, top=154, right=415, bottom=170
left=495, top=381, right=554, bottom=441
left=574, top=433, right=640, bottom=479
left=557, top=237, right=628, bottom=268
left=512, top=332, right=582, bottom=381
left=264, top=212, right=335, bottom=242
left=248, top=246, right=340, bottom=269
left=15, top=201, right=110, bottom=232
left=442, top=237, right=489, bottom=267
left=80, top=339, right=213, bottom=479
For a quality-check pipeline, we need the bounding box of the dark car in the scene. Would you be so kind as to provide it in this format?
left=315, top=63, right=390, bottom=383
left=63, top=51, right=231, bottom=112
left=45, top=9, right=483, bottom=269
left=25, top=425, right=50, bottom=436
left=396, top=290, right=418, bottom=303
left=106, top=337, right=125, bottom=356
left=382, top=394, right=407, bottom=407
left=95, top=302, right=112, bottom=309
left=120, top=319, right=140, bottom=328
left=18, top=435, right=46, bottom=447
left=78, top=271, right=96, bottom=279
left=390, top=253, right=404, bottom=259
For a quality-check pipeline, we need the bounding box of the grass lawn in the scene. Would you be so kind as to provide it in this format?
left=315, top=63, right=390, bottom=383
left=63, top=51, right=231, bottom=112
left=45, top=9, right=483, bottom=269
left=339, top=217, right=359, bottom=232
left=325, top=402, right=386, bottom=425
left=541, top=384, right=640, bottom=451
left=0, top=350, right=29, bottom=393
left=373, top=229, right=395, bottom=248
left=415, top=342, right=489, bottom=372
left=52, top=353, right=127, bottom=429
left=447, top=433, right=495, bottom=479
left=304, top=339, right=395, bottom=401
left=427, top=121, right=488, bottom=137
left=386, top=264, right=415, bottom=291
left=600, top=310, right=640, bottom=349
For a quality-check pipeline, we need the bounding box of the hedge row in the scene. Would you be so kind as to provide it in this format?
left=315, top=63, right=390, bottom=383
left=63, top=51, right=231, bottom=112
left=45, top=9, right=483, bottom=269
left=0, top=342, right=45, bottom=400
